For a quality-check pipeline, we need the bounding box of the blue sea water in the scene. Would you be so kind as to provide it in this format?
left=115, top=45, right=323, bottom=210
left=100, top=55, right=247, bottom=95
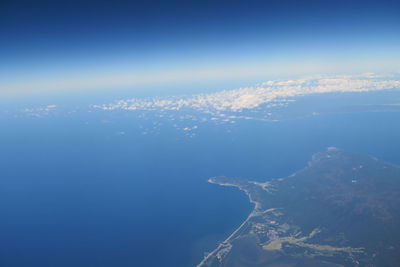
left=1, top=100, right=400, bottom=266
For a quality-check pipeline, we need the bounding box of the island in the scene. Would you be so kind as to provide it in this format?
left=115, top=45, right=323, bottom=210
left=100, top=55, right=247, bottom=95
left=198, top=148, right=400, bottom=267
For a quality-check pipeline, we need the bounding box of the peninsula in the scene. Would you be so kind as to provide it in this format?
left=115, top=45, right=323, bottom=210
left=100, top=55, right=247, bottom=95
left=198, top=148, right=400, bottom=267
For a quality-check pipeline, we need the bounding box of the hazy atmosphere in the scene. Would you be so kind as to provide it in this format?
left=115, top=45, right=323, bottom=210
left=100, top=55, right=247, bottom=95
left=1, top=1, right=400, bottom=267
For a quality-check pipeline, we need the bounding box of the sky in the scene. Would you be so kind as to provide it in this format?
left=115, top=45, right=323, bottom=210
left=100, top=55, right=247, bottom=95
left=1, top=0, right=400, bottom=96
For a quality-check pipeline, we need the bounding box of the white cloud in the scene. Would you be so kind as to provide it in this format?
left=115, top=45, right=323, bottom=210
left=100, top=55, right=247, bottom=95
left=89, top=73, right=400, bottom=135
left=93, top=73, right=400, bottom=124
left=23, top=104, right=58, bottom=113
left=95, top=73, right=399, bottom=111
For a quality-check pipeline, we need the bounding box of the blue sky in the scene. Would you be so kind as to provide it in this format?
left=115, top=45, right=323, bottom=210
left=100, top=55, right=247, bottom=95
left=1, top=0, right=400, bottom=96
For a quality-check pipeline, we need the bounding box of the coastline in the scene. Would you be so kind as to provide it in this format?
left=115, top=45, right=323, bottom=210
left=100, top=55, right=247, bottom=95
left=196, top=178, right=262, bottom=267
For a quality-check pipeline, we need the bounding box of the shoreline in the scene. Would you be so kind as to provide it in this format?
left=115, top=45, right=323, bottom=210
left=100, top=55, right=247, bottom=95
left=196, top=178, right=261, bottom=267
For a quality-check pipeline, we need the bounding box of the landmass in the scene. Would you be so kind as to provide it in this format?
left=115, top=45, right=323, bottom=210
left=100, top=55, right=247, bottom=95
left=198, top=148, right=400, bottom=267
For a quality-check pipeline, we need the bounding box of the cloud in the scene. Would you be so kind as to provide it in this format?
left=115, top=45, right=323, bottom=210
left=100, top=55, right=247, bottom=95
left=21, top=104, right=58, bottom=118
left=94, top=73, right=400, bottom=114
left=23, top=104, right=58, bottom=113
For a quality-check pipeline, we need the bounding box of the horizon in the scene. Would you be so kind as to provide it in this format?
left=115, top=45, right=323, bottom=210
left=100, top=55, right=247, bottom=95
left=1, top=0, right=400, bottom=97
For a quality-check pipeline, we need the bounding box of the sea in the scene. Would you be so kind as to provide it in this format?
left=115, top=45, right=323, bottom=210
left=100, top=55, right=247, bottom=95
left=1, top=90, right=400, bottom=267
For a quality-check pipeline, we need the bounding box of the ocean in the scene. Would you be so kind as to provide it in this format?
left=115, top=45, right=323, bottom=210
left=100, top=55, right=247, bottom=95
left=1, top=98, right=400, bottom=266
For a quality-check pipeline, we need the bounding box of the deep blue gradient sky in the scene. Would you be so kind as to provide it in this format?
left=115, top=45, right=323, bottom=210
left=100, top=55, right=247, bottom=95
left=1, top=0, right=400, bottom=96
